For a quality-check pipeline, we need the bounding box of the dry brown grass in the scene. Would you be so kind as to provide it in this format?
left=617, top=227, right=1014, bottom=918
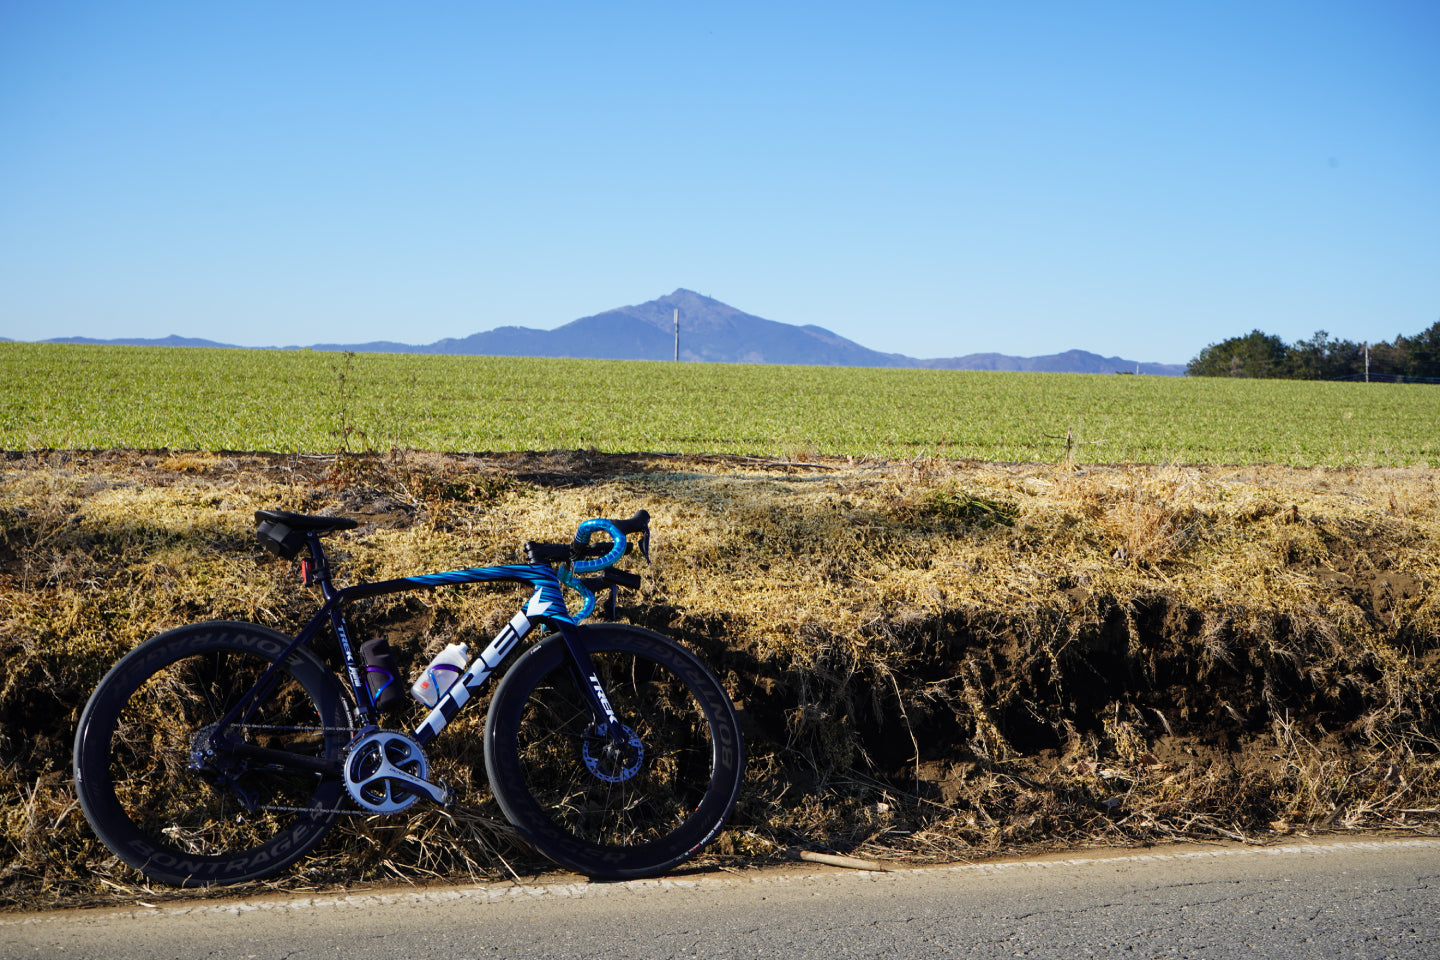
left=2, top=449, right=1437, bottom=909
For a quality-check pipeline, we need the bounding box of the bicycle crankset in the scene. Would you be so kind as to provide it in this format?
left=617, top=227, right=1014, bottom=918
left=342, top=728, right=451, bottom=813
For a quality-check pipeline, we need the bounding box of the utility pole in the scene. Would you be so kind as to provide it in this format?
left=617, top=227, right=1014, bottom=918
left=1365, top=342, right=1370, bottom=383
left=674, top=308, right=679, bottom=362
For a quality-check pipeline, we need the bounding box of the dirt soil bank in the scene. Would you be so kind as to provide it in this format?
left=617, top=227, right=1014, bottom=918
left=2, top=449, right=1437, bottom=909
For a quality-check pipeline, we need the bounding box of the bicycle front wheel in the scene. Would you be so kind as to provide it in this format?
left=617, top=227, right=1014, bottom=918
left=485, top=624, right=744, bottom=879
left=73, top=621, right=353, bottom=887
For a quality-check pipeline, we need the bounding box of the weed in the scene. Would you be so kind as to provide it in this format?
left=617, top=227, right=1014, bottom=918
left=1, top=451, right=1437, bottom=909
left=913, top=482, right=1018, bottom=530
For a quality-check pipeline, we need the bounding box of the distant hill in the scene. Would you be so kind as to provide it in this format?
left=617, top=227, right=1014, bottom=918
left=919, top=349, right=1183, bottom=377
left=446, top=288, right=914, bottom=366
left=30, top=289, right=1185, bottom=375
left=41, top=334, right=235, bottom=349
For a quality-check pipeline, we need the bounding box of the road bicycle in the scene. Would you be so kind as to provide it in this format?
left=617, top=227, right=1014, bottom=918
left=72, top=508, right=744, bottom=887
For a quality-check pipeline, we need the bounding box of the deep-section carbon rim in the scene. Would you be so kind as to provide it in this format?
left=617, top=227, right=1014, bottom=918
left=73, top=621, right=350, bottom=887
left=485, top=624, right=743, bottom=879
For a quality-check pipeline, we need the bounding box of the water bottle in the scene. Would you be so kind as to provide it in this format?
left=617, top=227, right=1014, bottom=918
left=411, top=642, right=469, bottom=707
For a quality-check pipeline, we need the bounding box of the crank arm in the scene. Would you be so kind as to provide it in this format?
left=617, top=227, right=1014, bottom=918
left=365, top=757, right=452, bottom=805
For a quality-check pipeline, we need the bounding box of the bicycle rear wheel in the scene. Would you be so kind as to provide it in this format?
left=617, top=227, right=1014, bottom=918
left=484, top=624, right=743, bottom=879
left=73, top=621, right=353, bottom=886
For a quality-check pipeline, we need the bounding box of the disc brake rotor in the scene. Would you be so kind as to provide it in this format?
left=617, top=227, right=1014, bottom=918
left=582, top=722, right=645, bottom=783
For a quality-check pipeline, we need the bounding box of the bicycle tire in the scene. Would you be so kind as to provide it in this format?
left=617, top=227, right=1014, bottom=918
left=484, top=624, right=744, bottom=879
left=73, top=621, right=353, bottom=887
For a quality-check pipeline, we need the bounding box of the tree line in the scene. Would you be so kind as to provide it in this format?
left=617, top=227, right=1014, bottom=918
left=1187, top=321, right=1440, bottom=381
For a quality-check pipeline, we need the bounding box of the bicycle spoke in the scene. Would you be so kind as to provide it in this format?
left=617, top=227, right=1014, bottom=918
left=74, top=623, right=349, bottom=886
left=486, top=626, right=743, bottom=878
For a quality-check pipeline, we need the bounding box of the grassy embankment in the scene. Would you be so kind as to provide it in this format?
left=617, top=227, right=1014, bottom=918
left=1, top=343, right=1437, bottom=908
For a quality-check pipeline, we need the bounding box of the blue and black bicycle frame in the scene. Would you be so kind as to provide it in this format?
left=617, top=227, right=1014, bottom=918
left=219, top=510, right=651, bottom=792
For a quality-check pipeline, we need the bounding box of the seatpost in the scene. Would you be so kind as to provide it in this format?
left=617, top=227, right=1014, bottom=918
left=301, top=534, right=334, bottom=592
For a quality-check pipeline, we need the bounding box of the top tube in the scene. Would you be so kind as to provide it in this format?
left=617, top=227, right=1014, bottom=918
left=284, top=510, right=646, bottom=627
left=339, top=563, right=579, bottom=626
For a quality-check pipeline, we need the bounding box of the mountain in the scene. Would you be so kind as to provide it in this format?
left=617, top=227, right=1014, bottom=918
left=29, top=289, right=1185, bottom=374
left=303, top=289, right=1183, bottom=373
left=42, top=334, right=236, bottom=349
left=919, top=349, right=1183, bottom=376
left=297, top=289, right=906, bottom=365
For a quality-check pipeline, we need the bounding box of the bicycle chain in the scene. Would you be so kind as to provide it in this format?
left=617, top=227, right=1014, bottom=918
left=260, top=804, right=374, bottom=816
left=225, top=723, right=372, bottom=816
left=229, top=724, right=452, bottom=817
left=229, top=723, right=360, bottom=735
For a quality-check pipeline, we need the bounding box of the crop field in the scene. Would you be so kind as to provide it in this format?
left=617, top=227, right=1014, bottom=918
left=3, top=342, right=1438, bottom=465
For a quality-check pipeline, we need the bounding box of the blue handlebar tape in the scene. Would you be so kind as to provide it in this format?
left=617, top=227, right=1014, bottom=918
left=571, top=518, right=626, bottom=574
left=558, top=566, right=597, bottom=621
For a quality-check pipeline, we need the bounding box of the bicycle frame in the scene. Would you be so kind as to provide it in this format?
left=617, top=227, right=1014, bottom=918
left=216, top=531, right=623, bottom=770
left=74, top=503, right=746, bottom=887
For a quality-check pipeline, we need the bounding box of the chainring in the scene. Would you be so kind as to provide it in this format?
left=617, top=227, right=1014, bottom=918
left=342, top=728, right=432, bottom=814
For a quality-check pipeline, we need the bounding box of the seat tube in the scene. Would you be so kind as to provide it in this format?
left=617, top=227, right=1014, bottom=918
left=327, top=600, right=372, bottom=722
left=311, top=538, right=373, bottom=722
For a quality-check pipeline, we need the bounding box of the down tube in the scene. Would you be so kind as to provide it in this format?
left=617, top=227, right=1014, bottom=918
left=412, top=607, right=539, bottom=745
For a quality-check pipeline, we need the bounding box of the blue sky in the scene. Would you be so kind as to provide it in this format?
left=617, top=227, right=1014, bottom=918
left=3, top=1, right=1436, bottom=364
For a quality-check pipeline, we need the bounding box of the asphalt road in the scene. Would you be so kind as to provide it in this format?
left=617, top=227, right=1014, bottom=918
left=6, top=837, right=1437, bottom=959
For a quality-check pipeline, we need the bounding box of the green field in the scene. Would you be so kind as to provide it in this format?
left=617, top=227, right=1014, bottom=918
left=3, top=342, right=1437, bottom=465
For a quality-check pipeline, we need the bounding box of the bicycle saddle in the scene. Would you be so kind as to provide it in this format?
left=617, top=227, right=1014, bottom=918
left=254, top=510, right=359, bottom=532
left=255, top=510, right=358, bottom=559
